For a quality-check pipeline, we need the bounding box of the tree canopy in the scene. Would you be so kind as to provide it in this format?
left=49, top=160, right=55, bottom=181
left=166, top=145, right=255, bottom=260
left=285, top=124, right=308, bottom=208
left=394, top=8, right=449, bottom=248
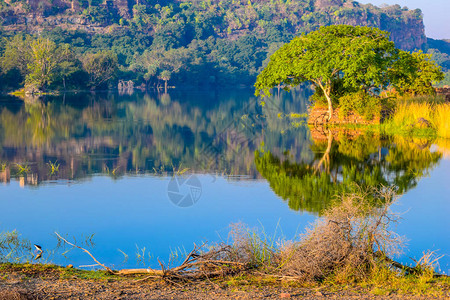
left=389, top=50, right=444, bottom=95
left=255, top=25, right=399, bottom=119
left=255, top=25, right=444, bottom=119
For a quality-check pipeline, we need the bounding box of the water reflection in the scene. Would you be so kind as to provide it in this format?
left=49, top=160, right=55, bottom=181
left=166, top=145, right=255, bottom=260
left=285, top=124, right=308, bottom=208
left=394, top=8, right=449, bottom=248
left=0, top=89, right=311, bottom=186
left=255, top=129, right=442, bottom=214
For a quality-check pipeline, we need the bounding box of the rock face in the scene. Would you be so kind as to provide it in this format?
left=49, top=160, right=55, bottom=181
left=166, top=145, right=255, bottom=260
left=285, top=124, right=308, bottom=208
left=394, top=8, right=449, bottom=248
left=0, top=0, right=428, bottom=50
left=322, top=1, right=426, bottom=50
left=315, top=0, right=344, bottom=9
left=436, top=87, right=450, bottom=102
left=308, top=107, right=380, bottom=126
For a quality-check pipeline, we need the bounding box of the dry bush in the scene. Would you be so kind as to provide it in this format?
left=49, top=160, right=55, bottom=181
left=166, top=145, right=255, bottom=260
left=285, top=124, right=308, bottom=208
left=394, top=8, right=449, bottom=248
left=278, top=187, right=403, bottom=282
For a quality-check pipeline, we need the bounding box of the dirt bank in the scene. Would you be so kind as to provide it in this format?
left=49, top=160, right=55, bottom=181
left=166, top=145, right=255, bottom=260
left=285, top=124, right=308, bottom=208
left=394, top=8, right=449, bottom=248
left=0, top=264, right=448, bottom=299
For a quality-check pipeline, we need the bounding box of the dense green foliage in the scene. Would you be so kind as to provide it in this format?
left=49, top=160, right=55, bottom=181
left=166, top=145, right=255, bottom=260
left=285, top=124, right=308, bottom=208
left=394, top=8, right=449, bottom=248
left=255, top=25, right=444, bottom=119
left=255, top=25, right=399, bottom=119
left=0, top=0, right=437, bottom=91
left=425, top=39, right=450, bottom=87
left=0, top=35, right=119, bottom=91
left=389, top=51, right=444, bottom=95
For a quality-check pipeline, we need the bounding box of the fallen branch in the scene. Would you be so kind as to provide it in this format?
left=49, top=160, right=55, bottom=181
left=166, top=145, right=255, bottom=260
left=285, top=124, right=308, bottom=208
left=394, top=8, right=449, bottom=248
left=55, top=233, right=247, bottom=280
left=55, top=232, right=114, bottom=274
left=116, top=268, right=164, bottom=276
left=375, top=251, right=449, bottom=278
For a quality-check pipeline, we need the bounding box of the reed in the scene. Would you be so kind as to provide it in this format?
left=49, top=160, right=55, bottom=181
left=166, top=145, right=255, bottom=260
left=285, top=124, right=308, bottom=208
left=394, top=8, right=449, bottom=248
left=15, top=163, right=30, bottom=174
left=47, top=160, right=60, bottom=175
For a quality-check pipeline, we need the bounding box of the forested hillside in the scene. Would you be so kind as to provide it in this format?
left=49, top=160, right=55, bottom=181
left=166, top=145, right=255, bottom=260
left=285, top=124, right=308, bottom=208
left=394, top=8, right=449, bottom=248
left=0, top=0, right=448, bottom=90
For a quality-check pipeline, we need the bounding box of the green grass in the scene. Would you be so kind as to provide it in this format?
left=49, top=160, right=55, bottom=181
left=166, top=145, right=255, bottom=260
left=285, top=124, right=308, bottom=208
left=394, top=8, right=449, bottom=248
left=9, top=89, right=25, bottom=96
left=60, top=268, right=119, bottom=280
left=0, top=262, right=121, bottom=281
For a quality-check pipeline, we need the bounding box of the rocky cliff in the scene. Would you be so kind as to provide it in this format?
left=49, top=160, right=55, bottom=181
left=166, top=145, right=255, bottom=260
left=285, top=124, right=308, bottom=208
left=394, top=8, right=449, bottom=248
left=0, top=0, right=427, bottom=50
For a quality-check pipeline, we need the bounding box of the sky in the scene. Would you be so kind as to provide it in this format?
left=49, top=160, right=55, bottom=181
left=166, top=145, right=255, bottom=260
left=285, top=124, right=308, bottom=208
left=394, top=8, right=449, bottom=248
left=358, top=0, right=450, bottom=39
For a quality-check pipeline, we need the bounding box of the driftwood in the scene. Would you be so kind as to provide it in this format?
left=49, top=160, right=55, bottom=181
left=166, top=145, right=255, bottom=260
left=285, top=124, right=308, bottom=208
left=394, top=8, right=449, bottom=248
left=55, top=233, right=248, bottom=280
left=55, top=232, right=114, bottom=274
left=55, top=231, right=447, bottom=282
left=375, top=251, right=448, bottom=278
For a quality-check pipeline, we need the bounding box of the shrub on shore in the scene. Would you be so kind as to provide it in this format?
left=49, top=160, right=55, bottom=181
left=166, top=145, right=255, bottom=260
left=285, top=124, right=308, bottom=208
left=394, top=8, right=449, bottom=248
left=216, top=187, right=445, bottom=287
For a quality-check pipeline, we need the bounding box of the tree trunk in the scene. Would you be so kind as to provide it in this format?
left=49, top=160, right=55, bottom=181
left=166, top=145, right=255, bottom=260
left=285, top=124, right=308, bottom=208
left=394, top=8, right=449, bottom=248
left=164, top=80, right=168, bottom=94
left=316, top=81, right=334, bottom=121
left=324, top=92, right=333, bottom=121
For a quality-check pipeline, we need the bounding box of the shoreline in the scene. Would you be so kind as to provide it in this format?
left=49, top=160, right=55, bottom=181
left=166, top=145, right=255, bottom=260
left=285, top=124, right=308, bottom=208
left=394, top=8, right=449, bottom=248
left=1, top=263, right=449, bottom=299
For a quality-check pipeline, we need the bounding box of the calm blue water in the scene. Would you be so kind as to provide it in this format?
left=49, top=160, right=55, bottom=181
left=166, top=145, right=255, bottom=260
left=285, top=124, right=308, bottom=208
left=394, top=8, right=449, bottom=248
left=0, top=89, right=448, bottom=273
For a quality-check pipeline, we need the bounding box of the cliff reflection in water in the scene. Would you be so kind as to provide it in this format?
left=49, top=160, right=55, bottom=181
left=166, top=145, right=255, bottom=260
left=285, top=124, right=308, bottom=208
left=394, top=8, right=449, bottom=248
left=255, top=130, right=442, bottom=214
left=0, top=88, right=312, bottom=185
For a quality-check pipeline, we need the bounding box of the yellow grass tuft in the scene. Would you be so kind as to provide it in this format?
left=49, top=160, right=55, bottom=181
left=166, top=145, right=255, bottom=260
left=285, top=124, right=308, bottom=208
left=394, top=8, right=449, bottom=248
left=433, top=103, right=450, bottom=138
left=390, top=102, right=433, bottom=127
left=387, top=102, right=450, bottom=139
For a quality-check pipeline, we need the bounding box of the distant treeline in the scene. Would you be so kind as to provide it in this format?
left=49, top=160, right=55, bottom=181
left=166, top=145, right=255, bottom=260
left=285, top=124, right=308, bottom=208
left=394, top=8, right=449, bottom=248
left=0, top=0, right=449, bottom=90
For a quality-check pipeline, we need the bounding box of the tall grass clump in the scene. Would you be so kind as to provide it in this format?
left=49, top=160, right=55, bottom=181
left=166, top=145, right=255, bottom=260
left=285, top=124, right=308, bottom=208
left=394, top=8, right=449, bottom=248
left=389, top=102, right=434, bottom=127
left=384, top=95, right=450, bottom=138
left=220, top=222, right=282, bottom=272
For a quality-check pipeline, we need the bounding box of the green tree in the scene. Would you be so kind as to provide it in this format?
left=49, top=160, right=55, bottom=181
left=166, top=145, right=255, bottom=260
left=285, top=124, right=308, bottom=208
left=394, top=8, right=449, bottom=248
left=0, top=35, right=32, bottom=78
left=255, top=25, right=398, bottom=119
left=82, top=51, right=118, bottom=89
left=389, top=51, right=444, bottom=95
left=25, top=38, right=72, bottom=92
left=159, top=70, right=171, bottom=93
left=56, top=45, right=83, bottom=90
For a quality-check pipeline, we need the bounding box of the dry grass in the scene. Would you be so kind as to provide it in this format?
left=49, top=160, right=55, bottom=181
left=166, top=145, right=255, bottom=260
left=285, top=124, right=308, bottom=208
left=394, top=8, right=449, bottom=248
left=434, top=104, right=450, bottom=138
left=385, top=101, right=450, bottom=138
left=277, top=187, right=402, bottom=282
left=215, top=187, right=431, bottom=285
left=390, top=102, right=434, bottom=127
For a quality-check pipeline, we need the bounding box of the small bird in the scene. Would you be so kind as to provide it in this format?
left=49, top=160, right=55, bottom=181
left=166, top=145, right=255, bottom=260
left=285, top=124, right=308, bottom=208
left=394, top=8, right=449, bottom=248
left=33, top=244, right=43, bottom=260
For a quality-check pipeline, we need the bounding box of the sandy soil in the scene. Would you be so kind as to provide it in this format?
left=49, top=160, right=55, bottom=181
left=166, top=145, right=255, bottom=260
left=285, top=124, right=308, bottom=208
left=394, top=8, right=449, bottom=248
left=0, top=265, right=448, bottom=299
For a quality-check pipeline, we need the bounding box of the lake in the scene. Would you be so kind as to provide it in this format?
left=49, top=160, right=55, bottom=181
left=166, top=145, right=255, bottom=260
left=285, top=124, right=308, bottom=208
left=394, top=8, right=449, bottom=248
left=0, top=89, right=449, bottom=274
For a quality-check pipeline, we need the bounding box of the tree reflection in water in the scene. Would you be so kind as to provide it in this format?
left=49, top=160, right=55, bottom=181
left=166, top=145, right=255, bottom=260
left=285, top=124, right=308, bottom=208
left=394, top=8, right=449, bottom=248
left=255, top=129, right=442, bottom=214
